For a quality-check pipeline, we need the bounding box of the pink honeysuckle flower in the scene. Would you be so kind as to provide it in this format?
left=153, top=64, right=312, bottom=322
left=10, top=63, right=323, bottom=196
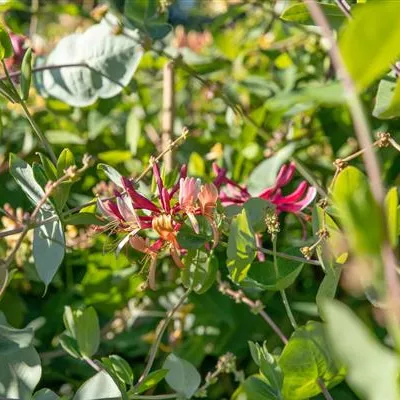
left=179, top=177, right=201, bottom=233
left=213, top=161, right=316, bottom=214
left=198, top=182, right=219, bottom=248
left=198, top=183, right=218, bottom=218
left=4, top=33, right=27, bottom=71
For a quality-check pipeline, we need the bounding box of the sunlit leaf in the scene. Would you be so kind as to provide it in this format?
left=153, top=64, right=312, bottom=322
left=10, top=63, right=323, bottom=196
left=340, top=2, right=400, bottom=91
left=279, top=321, right=345, bottom=399
left=323, top=300, right=400, bottom=400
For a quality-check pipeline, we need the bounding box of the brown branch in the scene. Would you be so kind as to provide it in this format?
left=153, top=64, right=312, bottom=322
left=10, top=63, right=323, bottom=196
left=161, top=62, right=175, bottom=173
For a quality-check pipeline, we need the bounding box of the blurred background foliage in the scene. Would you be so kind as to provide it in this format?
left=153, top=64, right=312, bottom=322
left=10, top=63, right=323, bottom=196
left=0, top=0, right=399, bottom=399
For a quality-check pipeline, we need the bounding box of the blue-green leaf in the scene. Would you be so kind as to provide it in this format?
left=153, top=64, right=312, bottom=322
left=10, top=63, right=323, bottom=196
left=163, top=353, right=201, bottom=399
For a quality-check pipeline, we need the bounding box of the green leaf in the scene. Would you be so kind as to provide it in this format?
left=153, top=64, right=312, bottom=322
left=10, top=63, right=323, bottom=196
left=163, top=353, right=201, bottom=399
left=124, top=0, right=157, bottom=23
left=316, top=265, right=342, bottom=318
left=0, top=346, right=42, bottom=400
left=98, top=150, right=132, bottom=165
left=73, top=370, right=122, bottom=400
left=0, top=25, right=12, bottom=60
left=265, top=83, right=345, bottom=113
left=372, top=73, right=400, bottom=119
left=103, top=355, right=134, bottom=386
left=0, top=322, right=34, bottom=355
left=32, top=388, right=60, bottom=400
left=57, top=148, right=75, bottom=177
left=227, top=209, right=256, bottom=283
left=247, top=144, right=295, bottom=195
left=279, top=321, right=345, bottom=399
left=0, top=314, right=41, bottom=400
left=98, top=163, right=123, bottom=188
left=246, top=250, right=304, bottom=291
left=46, top=130, right=86, bottom=145
left=248, top=342, right=283, bottom=395
left=339, top=2, right=400, bottom=91
left=233, top=375, right=280, bottom=400
left=177, top=216, right=213, bottom=250
left=281, top=3, right=345, bottom=29
left=124, top=0, right=171, bottom=40
left=331, top=166, right=383, bottom=256
left=33, top=209, right=65, bottom=287
left=188, top=152, right=205, bottom=177
left=37, top=153, right=57, bottom=181
left=181, top=250, right=218, bottom=294
left=59, top=333, right=81, bottom=359
left=9, top=153, right=49, bottom=207
left=37, top=19, right=143, bottom=107
left=385, top=187, right=398, bottom=247
left=126, top=110, right=141, bottom=155
left=20, top=48, right=32, bottom=100
left=323, top=300, right=400, bottom=400
left=63, top=306, right=77, bottom=336
left=133, top=369, right=168, bottom=394
left=75, top=307, right=100, bottom=358
left=64, top=212, right=105, bottom=226
left=243, top=198, right=272, bottom=232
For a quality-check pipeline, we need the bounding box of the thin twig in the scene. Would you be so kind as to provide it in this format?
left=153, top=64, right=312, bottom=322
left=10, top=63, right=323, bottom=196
left=219, top=281, right=288, bottom=345
left=0, top=63, right=125, bottom=89
left=257, top=246, right=321, bottom=266
left=334, top=0, right=351, bottom=18
left=161, top=61, right=175, bottom=173
left=272, top=236, right=298, bottom=329
left=389, top=138, right=400, bottom=152
left=134, top=288, right=192, bottom=389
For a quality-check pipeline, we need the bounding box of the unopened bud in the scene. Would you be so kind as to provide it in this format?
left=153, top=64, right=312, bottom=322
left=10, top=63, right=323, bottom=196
left=265, top=212, right=280, bottom=236
left=217, top=352, right=237, bottom=374
left=300, top=246, right=313, bottom=260
left=376, top=131, right=391, bottom=148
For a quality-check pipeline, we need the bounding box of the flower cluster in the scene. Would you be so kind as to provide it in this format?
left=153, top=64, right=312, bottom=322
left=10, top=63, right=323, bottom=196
left=213, top=161, right=316, bottom=214
left=97, top=163, right=219, bottom=289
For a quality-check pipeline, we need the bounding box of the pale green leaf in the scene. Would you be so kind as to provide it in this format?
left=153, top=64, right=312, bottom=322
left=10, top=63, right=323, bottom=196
left=281, top=3, right=345, bottom=29
left=37, top=17, right=143, bottom=107
left=339, top=2, right=400, bottom=91
left=126, top=110, right=141, bottom=155
left=163, top=353, right=201, bottom=399
left=75, top=307, right=100, bottom=358
left=323, top=300, right=400, bottom=400
left=73, top=370, right=122, bottom=400
left=33, top=209, right=65, bottom=287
